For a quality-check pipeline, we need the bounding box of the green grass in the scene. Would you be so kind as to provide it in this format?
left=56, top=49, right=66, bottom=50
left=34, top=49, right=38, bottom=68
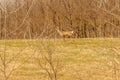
left=0, top=38, right=120, bottom=80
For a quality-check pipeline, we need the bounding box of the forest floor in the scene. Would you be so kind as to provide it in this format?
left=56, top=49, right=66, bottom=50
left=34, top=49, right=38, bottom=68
left=0, top=38, right=120, bottom=80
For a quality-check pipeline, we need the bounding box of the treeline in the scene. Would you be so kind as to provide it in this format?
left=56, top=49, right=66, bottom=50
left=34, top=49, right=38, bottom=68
left=0, top=0, right=120, bottom=39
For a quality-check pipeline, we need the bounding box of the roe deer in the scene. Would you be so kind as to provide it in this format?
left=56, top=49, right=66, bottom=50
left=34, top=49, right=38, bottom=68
left=56, top=27, right=74, bottom=38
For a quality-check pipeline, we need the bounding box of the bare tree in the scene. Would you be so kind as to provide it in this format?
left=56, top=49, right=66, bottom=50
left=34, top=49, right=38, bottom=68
left=111, top=47, right=120, bottom=80
left=0, top=0, right=36, bottom=80
left=33, top=38, right=61, bottom=80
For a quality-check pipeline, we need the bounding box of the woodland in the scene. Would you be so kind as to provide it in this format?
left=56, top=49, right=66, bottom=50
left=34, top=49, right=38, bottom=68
left=0, top=0, right=120, bottom=39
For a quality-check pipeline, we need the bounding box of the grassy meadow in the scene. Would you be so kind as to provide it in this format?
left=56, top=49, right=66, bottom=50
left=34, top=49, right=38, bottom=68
left=0, top=38, right=120, bottom=80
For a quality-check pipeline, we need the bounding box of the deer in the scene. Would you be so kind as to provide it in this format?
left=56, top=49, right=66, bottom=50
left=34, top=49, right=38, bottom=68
left=56, top=27, right=74, bottom=38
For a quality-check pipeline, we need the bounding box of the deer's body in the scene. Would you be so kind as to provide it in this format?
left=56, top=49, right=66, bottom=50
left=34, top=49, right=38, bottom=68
left=56, top=27, right=74, bottom=38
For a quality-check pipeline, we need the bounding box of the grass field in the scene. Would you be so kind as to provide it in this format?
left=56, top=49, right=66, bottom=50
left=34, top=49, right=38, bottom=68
left=0, top=38, right=120, bottom=80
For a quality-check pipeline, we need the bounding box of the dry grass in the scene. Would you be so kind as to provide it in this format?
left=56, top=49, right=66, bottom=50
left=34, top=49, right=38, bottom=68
left=0, top=38, right=120, bottom=80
